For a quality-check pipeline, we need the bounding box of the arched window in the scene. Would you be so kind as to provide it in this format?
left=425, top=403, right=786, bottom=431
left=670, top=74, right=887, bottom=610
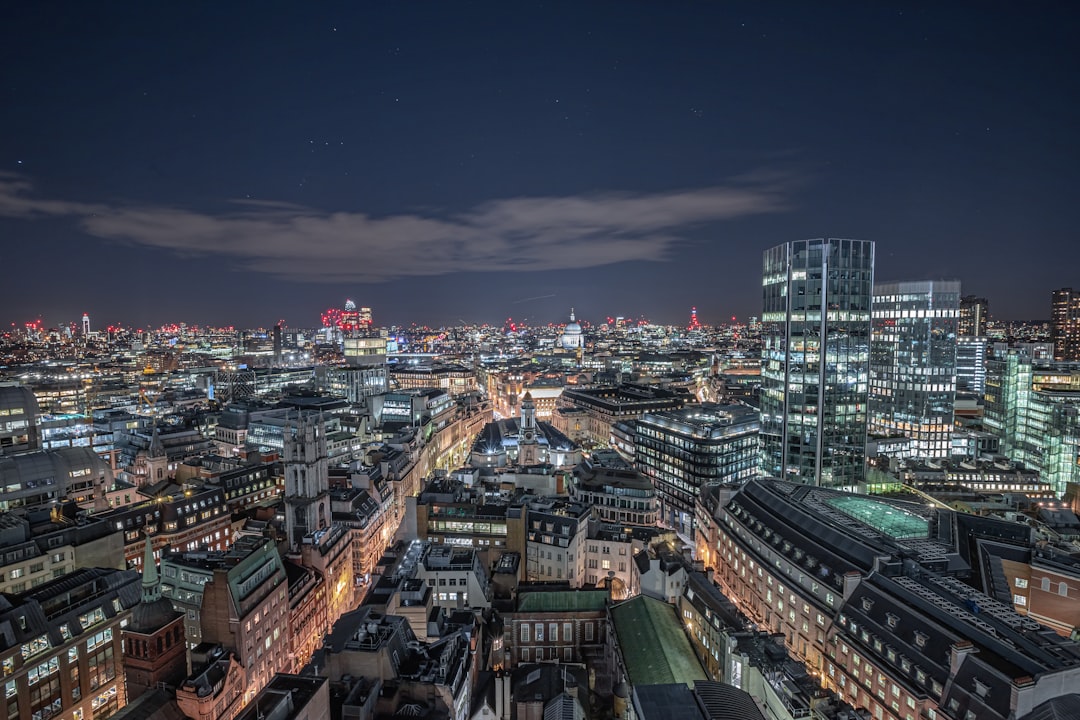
left=1060, top=583, right=1069, bottom=597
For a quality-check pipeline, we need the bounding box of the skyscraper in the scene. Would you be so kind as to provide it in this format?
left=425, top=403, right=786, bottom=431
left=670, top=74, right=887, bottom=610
left=869, top=280, right=960, bottom=458
left=760, top=238, right=874, bottom=489
left=958, top=295, right=989, bottom=337
left=1051, top=288, right=1080, bottom=361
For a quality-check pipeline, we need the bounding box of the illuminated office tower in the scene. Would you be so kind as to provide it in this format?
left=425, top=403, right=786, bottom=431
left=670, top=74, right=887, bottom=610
left=1052, top=288, right=1080, bottom=361
left=958, top=295, right=988, bottom=337
left=869, top=280, right=960, bottom=458
left=760, top=238, right=874, bottom=489
left=955, top=335, right=988, bottom=394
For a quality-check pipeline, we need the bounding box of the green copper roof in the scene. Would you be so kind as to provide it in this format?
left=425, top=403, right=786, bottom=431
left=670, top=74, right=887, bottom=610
left=611, top=595, right=707, bottom=687
left=517, top=590, right=609, bottom=613
left=825, top=495, right=929, bottom=539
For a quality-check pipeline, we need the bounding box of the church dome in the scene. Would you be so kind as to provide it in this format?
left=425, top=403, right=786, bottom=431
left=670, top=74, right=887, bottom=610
left=561, top=309, right=583, bottom=349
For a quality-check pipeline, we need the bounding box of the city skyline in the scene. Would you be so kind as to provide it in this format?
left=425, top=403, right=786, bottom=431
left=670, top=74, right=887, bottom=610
left=3, top=3, right=1078, bottom=328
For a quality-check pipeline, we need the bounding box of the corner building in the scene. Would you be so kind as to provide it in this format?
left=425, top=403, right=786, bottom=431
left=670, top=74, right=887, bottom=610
left=760, top=238, right=874, bottom=489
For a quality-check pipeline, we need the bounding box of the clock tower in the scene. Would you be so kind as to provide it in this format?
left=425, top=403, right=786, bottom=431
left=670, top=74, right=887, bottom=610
left=518, top=391, right=540, bottom=466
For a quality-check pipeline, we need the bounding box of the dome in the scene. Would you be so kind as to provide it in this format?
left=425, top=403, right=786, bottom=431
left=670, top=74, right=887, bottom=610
left=129, top=596, right=181, bottom=633
left=560, top=309, right=584, bottom=349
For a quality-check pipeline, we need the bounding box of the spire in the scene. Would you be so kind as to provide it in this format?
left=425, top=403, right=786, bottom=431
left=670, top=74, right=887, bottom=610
left=141, top=532, right=162, bottom=603
left=148, top=423, right=165, bottom=459
left=570, top=308, right=575, bottom=322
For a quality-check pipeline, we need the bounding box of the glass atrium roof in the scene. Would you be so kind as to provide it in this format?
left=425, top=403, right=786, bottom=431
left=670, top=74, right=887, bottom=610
left=825, top=495, right=930, bottom=539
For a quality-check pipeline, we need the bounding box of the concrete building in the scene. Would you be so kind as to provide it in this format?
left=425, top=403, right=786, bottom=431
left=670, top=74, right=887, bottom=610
left=520, top=498, right=590, bottom=586
left=567, top=452, right=658, bottom=527
left=414, top=543, right=491, bottom=610
left=0, top=446, right=112, bottom=513
left=557, top=384, right=688, bottom=449
left=232, top=675, right=329, bottom=720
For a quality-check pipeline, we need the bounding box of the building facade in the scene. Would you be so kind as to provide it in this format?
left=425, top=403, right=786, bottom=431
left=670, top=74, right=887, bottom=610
left=760, top=238, right=874, bottom=489
left=869, top=280, right=960, bottom=458
left=635, top=403, right=758, bottom=536
left=1052, top=288, right=1080, bottom=362
left=1, top=568, right=140, bottom=720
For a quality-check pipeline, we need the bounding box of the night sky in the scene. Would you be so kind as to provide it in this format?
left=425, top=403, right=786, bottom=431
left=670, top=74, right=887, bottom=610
left=2, top=2, right=1077, bottom=330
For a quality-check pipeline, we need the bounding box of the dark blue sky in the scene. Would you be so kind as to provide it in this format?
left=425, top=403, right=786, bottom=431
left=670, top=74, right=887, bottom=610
left=2, top=2, right=1077, bottom=329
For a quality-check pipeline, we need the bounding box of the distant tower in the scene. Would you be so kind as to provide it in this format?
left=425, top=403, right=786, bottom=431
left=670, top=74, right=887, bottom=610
left=273, top=323, right=284, bottom=362
left=959, top=295, right=989, bottom=337
left=283, top=413, right=330, bottom=548
left=82, top=312, right=90, bottom=337
left=144, top=424, right=169, bottom=483
left=1052, top=288, right=1080, bottom=361
left=518, top=392, right=540, bottom=466
left=688, top=307, right=702, bottom=331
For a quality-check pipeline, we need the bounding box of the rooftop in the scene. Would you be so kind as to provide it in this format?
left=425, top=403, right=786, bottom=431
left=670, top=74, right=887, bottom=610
left=825, top=495, right=930, bottom=539
left=516, top=589, right=608, bottom=613
left=610, top=594, right=707, bottom=687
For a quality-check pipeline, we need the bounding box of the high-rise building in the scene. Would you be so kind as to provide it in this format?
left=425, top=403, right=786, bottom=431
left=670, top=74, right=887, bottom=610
left=869, top=280, right=960, bottom=458
left=984, top=348, right=1080, bottom=496
left=956, top=335, right=989, bottom=394
left=959, top=295, right=989, bottom=337
left=760, top=238, right=874, bottom=489
left=1051, top=288, right=1080, bottom=361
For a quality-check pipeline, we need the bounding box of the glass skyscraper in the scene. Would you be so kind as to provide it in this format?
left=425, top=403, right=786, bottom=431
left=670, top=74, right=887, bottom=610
left=869, top=280, right=960, bottom=458
left=760, top=238, right=874, bottom=489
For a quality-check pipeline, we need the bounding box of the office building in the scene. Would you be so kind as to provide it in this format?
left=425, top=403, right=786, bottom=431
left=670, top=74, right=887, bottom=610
left=1052, top=288, right=1080, bottom=361
left=635, top=403, right=758, bottom=535
left=556, top=383, right=688, bottom=448
left=984, top=350, right=1080, bottom=496
left=869, top=280, right=960, bottom=458
left=1, top=567, right=140, bottom=720
left=959, top=295, right=989, bottom=337
left=760, top=238, right=874, bottom=489
left=0, top=384, right=40, bottom=455
left=955, top=335, right=988, bottom=394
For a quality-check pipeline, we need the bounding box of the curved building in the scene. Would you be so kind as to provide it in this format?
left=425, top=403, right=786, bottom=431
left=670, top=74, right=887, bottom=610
left=0, top=383, right=40, bottom=454
left=0, top=446, right=111, bottom=512
left=711, top=478, right=1080, bottom=720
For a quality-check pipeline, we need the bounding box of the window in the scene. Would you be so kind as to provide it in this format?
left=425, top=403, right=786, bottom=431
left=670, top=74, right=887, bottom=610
left=535, top=625, right=544, bottom=642
left=520, top=624, right=530, bottom=642
left=1013, top=594, right=1027, bottom=607
left=1014, top=578, right=1028, bottom=589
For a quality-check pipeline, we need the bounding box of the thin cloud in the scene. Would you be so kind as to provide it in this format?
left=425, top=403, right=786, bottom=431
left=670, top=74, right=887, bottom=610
left=0, top=175, right=790, bottom=282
